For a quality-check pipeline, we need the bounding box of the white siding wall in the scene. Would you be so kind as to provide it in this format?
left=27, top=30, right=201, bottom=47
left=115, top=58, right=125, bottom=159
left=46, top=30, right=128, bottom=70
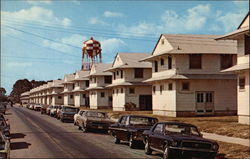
left=238, top=70, right=250, bottom=125
left=112, top=87, right=126, bottom=111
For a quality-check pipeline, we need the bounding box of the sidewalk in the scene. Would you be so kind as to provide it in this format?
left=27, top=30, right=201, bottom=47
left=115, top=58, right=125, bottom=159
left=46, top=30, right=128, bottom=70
left=202, top=132, right=250, bottom=147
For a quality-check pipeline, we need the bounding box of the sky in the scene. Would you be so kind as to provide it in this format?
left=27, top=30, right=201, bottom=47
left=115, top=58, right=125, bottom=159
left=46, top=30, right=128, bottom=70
left=1, top=0, right=249, bottom=94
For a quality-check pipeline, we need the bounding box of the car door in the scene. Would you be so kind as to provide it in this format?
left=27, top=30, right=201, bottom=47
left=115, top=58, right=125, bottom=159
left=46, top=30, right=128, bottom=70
left=115, top=116, right=127, bottom=140
left=150, top=123, right=164, bottom=150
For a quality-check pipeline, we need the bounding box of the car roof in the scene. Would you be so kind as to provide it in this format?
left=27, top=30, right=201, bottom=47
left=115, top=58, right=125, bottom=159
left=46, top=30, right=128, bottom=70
left=156, top=121, right=197, bottom=127
left=121, top=114, right=157, bottom=119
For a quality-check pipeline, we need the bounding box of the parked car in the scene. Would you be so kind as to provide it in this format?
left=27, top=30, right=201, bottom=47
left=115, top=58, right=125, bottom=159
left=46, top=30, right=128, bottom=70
left=50, top=105, right=60, bottom=117
left=55, top=106, right=62, bottom=119
left=46, top=106, right=53, bottom=115
left=109, top=115, right=158, bottom=148
left=74, top=110, right=85, bottom=126
left=0, top=116, right=10, bottom=138
left=143, top=122, right=219, bottom=159
left=28, top=104, right=34, bottom=110
left=77, top=110, right=114, bottom=132
left=58, top=106, right=79, bottom=122
left=0, top=131, right=10, bottom=159
left=0, top=103, right=7, bottom=114
left=41, top=105, right=48, bottom=114
left=34, top=104, right=42, bottom=111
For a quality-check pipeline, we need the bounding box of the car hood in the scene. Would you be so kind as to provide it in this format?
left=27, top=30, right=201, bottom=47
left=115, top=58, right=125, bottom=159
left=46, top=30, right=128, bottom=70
left=167, top=134, right=217, bottom=144
left=86, top=117, right=114, bottom=123
left=62, top=112, right=77, bottom=115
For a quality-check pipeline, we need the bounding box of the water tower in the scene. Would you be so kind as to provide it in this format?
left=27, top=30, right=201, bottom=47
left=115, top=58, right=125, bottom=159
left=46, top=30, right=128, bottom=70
left=81, top=37, right=102, bottom=70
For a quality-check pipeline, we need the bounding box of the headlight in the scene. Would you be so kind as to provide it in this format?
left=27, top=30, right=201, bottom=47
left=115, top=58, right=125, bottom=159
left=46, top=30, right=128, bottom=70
left=212, top=144, right=219, bottom=151
left=171, top=141, right=178, bottom=147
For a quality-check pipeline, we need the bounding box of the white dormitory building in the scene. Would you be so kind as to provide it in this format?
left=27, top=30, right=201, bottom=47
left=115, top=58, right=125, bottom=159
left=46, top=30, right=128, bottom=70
left=72, top=70, right=90, bottom=107
left=86, top=63, right=113, bottom=109
left=50, top=80, right=64, bottom=106
left=216, top=12, right=250, bottom=125
left=62, top=74, right=75, bottom=106
left=106, top=53, right=152, bottom=111
left=141, top=34, right=238, bottom=117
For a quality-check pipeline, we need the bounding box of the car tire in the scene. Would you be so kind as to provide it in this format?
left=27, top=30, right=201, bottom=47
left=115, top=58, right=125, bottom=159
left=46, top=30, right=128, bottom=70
left=129, top=135, right=136, bottom=149
left=145, top=139, right=152, bottom=155
left=114, top=135, right=120, bottom=144
left=163, top=146, right=170, bottom=159
left=82, top=125, right=88, bottom=133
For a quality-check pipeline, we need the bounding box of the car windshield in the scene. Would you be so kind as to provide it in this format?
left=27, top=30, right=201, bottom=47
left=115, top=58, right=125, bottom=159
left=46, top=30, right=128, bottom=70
left=64, top=107, right=78, bottom=112
left=165, top=124, right=200, bottom=136
left=86, top=112, right=106, bottom=118
left=129, top=117, right=157, bottom=126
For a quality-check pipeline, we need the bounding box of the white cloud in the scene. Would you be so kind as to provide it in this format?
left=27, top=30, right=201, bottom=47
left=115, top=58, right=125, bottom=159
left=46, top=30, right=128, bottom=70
left=217, top=12, right=245, bottom=32
left=100, top=38, right=126, bottom=53
left=1, top=6, right=71, bottom=29
left=88, top=17, right=107, bottom=25
left=104, top=11, right=124, bottom=18
left=7, top=62, right=33, bottom=67
left=26, top=0, right=51, bottom=5
left=118, top=4, right=211, bottom=37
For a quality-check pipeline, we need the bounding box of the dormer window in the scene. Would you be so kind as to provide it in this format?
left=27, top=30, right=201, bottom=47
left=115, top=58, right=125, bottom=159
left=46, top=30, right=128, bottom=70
left=189, top=54, right=202, bottom=69
left=220, top=54, right=233, bottom=69
left=160, top=58, right=164, bottom=66
left=245, top=35, right=250, bottom=55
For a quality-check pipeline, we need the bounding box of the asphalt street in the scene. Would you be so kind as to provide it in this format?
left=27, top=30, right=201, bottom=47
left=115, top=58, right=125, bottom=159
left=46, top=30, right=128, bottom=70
left=7, top=106, right=161, bottom=158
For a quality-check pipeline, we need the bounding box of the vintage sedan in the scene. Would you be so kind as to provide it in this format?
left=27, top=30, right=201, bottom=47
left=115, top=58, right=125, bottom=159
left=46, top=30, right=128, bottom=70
left=46, top=105, right=53, bottom=115
left=77, top=111, right=114, bottom=132
left=143, top=122, right=219, bottom=159
left=50, top=105, right=60, bottom=117
left=109, top=115, right=158, bottom=148
left=40, top=105, right=48, bottom=114
left=58, top=106, right=79, bottom=122
left=73, top=110, right=85, bottom=126
left=0, top=131, right=10, bottom=159
left=0, top=116, right=10, bottom=138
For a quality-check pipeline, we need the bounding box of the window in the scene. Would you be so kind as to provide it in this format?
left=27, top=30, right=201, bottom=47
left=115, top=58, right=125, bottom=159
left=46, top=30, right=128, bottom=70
left=94, top=77, right=96, bottom=83
left=58, top=96, right=62, bottom=99
left=112, top=90, right=115, bottom=94
left=205, top=92, right=213, bottom=103
left=182, top=82, right=190, bottom=91
left=70, top=95, right=73, bottom=99
left=108, top=96, right=112, bottom=102
left=160, top=85, right=164, bottom=94
left=221, top=54, right=233, bottom=69
left=196, top=93, right=204, bottom=103
left=104, top=76, right=112, bottom=84
left=101, top=92, right=105, bottom=98
left=120, top=70, right=123, bottom=78
left=189, top=54, right=202, bottom=69
left=153, top=86, right=156, bottom=94
left=121, top=88, right=123, bottom=93
left=116, top=89, right=119, bottom=94
left=160, top=58, right=164, bottom=66
left=153, top=123, right=164, bottom=133
left=72, top=84, right=75, bottom=90
left=113, top=72, right=116, bottom=80
left=168, top=56, right=172, bottom=69
left=129, top=88, right=135, bottom=94
left=82, top=94, right=86, bottom=98
left=239, top=77, right=245, bottom=89
left=168, top=83, right=173, bottom=90
left=120, top=116, right=127, bottom=125
left=245, top=35, right=250, bottom=55
left=154, top=61, right=158, bottom=72
left=161, top=39, right=164, bottom=45
left=134, top=68, right=143, bottom=78
left=85, top=80, right=89, bottom=87
left=116, top=71, right=119, bottom=76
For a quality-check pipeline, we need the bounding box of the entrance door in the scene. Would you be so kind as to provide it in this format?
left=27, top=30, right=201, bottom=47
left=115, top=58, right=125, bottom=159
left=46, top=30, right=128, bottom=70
left=196, top=92, right=214, bottom=114
left=85, top=97, right=90, bottom=107
left=139, top=95, right=152, bottom=110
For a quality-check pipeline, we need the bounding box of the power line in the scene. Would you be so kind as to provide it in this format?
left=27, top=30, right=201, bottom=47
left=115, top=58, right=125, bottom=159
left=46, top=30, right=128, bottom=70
left=3, top=33, right=81, bottom=58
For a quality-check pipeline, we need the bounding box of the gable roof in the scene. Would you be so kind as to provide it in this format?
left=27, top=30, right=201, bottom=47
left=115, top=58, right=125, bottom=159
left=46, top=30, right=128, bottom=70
left=142, top=34, right=237, bottom=61
left=216, top=12, right=249, bottom=40
left=88, top=63, right=112, bottom=76
left=74, top=70, right=90, bottom=81
left=107, top=53, right=152, bottom=71
left=63, top=74, right=75, bottom=84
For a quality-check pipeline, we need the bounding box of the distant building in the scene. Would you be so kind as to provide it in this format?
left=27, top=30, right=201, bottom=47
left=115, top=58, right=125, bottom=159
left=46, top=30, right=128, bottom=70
left=142, top=34, right=237, bottom=117
left=51, top=80, right=64, bottom=106
left=72, top=70, right=90, bottom=107
left=106, top=53, right=152, bottom=111
left=20, top=91, right=30, bottom=104
left=216, top=12, right=250, bottom=125
left=86, top=63, right=113, bottom=109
